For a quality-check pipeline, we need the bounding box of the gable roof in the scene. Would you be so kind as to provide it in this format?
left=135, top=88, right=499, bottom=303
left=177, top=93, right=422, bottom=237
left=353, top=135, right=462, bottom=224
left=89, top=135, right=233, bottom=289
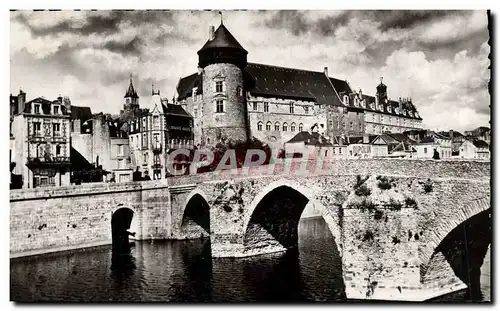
left=176, top=73, right=202, bottom=101
left=472, top=139, right=489, bottom=149
left=162, top=103, right=192, bottom=118
left=286, top=131, right=333, bottom=146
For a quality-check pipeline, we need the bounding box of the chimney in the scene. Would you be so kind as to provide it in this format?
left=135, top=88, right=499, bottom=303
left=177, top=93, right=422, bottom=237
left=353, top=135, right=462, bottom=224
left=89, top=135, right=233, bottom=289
left=399, top=97, right=403, bottom=112
left=359, top=88, right=363, bottom=97
left=209, top=26, right=215, bottom=41
left=63, top=96, right=71, bottom=114
left=323, top=67, right=328, bottom=77
left=17, top=89, right=26, bottom=114
left=450, top=130, right=454, bottom=141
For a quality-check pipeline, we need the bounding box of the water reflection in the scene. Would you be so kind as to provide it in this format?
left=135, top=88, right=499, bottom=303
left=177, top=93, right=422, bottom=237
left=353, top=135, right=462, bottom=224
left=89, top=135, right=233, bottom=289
left=9, top=218, right=488, bottom=303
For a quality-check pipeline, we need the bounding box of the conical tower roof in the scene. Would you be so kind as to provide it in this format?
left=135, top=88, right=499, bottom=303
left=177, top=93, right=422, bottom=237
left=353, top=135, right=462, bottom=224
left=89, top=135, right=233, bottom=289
left=197, top=23, right=248, bottom=69
left=124, top=78, right=139, bottom=99
left=198, top=24, right=247, bottom=53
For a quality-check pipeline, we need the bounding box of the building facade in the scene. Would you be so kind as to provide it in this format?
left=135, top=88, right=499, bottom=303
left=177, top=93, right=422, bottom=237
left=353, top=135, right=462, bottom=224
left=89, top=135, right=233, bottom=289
left=459, top=139, right=490, bottom=160
left=11, top=93, right=71, bottom=188
left=129, top=86, right=194, bottom=179
left=175, top=22, right=423, bottom=150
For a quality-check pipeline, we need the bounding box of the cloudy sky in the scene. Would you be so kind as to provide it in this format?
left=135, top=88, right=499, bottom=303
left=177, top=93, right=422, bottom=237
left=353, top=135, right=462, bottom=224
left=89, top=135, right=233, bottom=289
left=10, top=10, right=490, bottom=132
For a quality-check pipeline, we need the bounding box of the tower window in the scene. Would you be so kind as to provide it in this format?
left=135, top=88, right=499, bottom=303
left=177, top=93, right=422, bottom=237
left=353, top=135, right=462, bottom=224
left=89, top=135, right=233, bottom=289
left=257, top=121, right=263, bottom=131
left=274, top=122, right=280, bottom=131
left=266, top=122, right=271, bottom=131
left=290, top=103, right=294, bottom=114
left=216, top=100, right=224, bottom=113
left=215, top=81, right=223, bottom=93
left=264, top=102, right=269, bottom=112
left=253, top=102, right=258, bottom=111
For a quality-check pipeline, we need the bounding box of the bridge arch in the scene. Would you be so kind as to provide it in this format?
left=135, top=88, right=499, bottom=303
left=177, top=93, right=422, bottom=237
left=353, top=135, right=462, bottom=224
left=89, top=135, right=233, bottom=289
left=421, top=197, right=490, bottom=265
left=421, top=197, right=491, bottom=300
left=111, top=207, right=135, bottom=252
left=180, top=188, right=211, bottom=239
left=242, top=178, right=341, bottom=256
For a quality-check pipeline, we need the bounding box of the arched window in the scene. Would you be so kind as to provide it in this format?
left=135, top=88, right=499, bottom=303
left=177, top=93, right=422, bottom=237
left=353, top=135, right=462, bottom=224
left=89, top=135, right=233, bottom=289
left=354, top=97, right=359, bottom=107
left=257, top=121, right=263, bottom=131
left=266, top=121, right=272, bottom=131
left=299, top=123, right=303, bottom=132
left=291, top=123, right=296, bottom=132
left=283, top=122, right=288, bottom=131
left=274, top=122, right=280, bottom=131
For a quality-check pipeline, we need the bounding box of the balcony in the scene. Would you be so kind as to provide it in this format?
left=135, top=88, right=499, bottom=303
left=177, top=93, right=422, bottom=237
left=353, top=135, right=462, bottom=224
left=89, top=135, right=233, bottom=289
left=26, top=156, right=71, bottom=168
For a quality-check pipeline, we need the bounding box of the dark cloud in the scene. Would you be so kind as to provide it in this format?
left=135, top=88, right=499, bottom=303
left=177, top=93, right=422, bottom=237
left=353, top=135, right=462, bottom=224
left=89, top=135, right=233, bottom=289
left=316, top=11, right=352, bottom=36
left=102, top=37, right=143, bottom=56
left=361, top=10, right=471, bottom=31
left=14, top=10, right=175, bottom=38
left=264, top=10, right=310, bottom=36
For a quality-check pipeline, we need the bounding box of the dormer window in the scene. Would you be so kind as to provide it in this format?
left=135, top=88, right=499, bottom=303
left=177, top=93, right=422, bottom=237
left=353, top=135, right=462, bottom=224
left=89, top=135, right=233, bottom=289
left=354, top=98, right=359, bottom=107
left=290, top=102, right=294, bottom=114
left=304, top=106, right=309, bottom=114
left=53, top=105, right=59, bottom=115
left=343, top=95, right=349, bottom=105
left=395, top=107, right=399, bottom=114
left=34, top=104, right=41, bottom=114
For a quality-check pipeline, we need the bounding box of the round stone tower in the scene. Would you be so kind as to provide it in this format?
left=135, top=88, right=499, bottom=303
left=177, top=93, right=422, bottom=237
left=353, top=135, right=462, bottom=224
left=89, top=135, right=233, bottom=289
left=197, top=22, right=249, bottom=146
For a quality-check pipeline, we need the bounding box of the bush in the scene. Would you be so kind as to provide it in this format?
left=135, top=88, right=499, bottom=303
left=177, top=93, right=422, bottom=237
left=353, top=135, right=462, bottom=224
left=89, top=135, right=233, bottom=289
left=359, top=199, right=377, bottom=212
left=355, top=184, right=372, bottom=196
left=362, top=230, right=374, bottom=242
left=405, top=197, right=418, bottom=209
left=377, top=176, right=392, bottom=190
left=388, top=198, right=402, bottom=211
left=354, top=174, right=369, bottom=189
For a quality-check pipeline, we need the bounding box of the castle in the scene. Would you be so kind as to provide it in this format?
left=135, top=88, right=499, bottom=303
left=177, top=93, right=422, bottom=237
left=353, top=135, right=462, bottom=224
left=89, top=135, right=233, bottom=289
left=174, top=21, right=423, bottom=150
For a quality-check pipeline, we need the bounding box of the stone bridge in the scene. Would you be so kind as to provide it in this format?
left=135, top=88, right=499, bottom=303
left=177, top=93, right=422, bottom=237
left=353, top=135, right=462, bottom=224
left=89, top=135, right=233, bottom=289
left=10, top=159, right=490, bottom=301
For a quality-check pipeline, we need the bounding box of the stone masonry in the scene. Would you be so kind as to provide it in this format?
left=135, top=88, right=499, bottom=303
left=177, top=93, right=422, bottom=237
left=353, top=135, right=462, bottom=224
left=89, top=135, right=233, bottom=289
left=10, top=159, right=490, bottom=301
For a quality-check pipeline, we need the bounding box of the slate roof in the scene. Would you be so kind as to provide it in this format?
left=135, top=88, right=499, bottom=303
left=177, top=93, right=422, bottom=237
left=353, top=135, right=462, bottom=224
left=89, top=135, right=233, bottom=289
left=176, top=63, right=422, bottom=119
left=71, top=105, right=92, bottom=122
left=176, top=73, right=202, bottom=101
left=346, top=135, right=379, bottom=144
left=198, top=24, right=247, bottom=53
left=24, top=97, right=69, bottom=115
left=162, top=103, right=192, bottom=118
left=286, top=131, right=333, bottom=146
left=472, top=139, right=489, bottom=149
left=124, top=79, right=139, bottom=99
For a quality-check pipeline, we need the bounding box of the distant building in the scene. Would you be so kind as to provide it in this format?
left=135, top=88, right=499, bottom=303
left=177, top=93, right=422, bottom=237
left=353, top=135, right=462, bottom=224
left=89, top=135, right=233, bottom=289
left=377, top=133, right=417, bottom=158
left=438, top=130, right=466, bottom=154
left=11, top=93, right=71, bottom=188
left=129, top=86, right=194, bottom=179
left=413, top=133, right=452, bottom=159
left=459, top=139, right=490, bottom=160
left=465, top=127, right=490, bottom=145
left=174, top=22, right=423, bottom=150
left=284, top=130, right=345, bottom=159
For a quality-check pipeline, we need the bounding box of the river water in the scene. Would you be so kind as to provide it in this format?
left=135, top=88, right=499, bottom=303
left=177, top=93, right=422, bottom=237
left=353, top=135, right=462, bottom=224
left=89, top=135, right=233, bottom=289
left=10, top=218, right=489, bottom=303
